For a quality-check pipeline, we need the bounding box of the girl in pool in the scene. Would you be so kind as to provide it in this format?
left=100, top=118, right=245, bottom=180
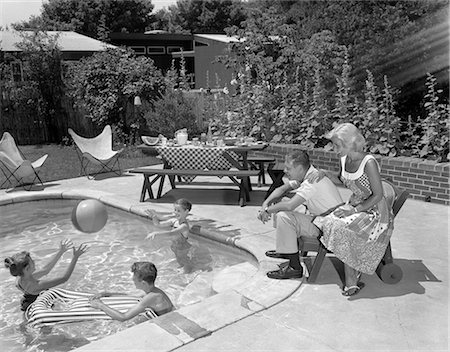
left=4, top=240, right=88, bottom=311
left=145, top=198, right=192, bottom=242
left=145, top=199, right=211, bottom=273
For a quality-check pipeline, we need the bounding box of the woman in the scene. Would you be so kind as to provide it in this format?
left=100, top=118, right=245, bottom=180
left=315, top=123, right=393, bottom=296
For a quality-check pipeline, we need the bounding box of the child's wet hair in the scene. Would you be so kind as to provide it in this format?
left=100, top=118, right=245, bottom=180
left=175, top=198, right=192, bottom=212
left=4, top=251, right=31, bottom=277
left=131, top=262, right=157, bottom=285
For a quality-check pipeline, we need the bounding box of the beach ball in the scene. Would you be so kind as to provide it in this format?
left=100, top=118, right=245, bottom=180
left=71, top=199, right=108, bottom=233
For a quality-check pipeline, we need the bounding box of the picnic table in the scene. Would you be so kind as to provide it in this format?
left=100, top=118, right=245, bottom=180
left=132, top=142, right=268, bottom=206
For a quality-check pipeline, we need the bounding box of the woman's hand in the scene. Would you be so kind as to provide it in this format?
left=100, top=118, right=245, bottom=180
left=145, top=209, right=156, bottom=219
left=305, top=169, right=326, bottom=184
left=59, top=239, right=73, bottom=253
left=333, top=205, right=357, bottom=218
left=146, top=232, right=159, bottom=240
left=72, top=243, right=88, bottom=258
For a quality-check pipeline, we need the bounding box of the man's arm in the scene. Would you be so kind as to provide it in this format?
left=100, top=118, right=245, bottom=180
left=261, top=183, right=292, bottom=209
left=264, top=193, right=306, bottom=215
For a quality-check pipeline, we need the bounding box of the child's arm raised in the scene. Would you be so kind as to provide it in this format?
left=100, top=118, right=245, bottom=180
left=146, top=222, right=188, bottom=240
left=34, top=239, right=73, bottom=279
left=28, top=244, right=88, bottom=293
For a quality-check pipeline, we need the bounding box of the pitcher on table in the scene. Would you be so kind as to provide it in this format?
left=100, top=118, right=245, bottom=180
left=175, top=129, right=188, bottom=145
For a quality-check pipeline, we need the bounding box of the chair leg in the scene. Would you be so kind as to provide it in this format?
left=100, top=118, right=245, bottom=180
left=307, top=243, right=328, bottom=283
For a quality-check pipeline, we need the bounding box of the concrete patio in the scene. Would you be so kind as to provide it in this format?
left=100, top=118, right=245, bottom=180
left=0, top=169, right=448, bottom=352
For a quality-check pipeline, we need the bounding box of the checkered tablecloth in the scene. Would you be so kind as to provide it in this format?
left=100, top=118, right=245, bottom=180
left=155, top=145, right=240, bottom=182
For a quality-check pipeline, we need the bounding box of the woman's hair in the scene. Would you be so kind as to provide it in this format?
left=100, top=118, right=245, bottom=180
left=175, top=198, right=192, bottom=212
left=4, top=251, right=31, bottom=277
left=131, top=262, right=157, bottom=285
left=325, top=123, right=366, bottom=152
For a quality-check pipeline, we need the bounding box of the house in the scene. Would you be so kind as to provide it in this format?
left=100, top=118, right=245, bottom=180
left=191, top=34, right=240, bottom=89
left=0, top=30, right=117, bottom=81
left=109, top=31, right=194, bottom=84
left=0, top=30, right=116, bottom=59
left=109, top=31, right=240, bottom=89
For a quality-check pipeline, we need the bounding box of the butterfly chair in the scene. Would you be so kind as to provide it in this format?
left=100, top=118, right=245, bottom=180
left=298, top=179, right=409, bottom=285
left=0, top=132, right=48, bottom=190
left=68, top=125, right=123, bottom=179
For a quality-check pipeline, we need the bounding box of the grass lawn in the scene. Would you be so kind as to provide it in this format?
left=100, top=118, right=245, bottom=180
left=0, top=144, right=162, bottom=189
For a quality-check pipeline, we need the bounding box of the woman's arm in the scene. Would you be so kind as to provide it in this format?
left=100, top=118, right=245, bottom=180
left=34, top=239, right=73, bottom=279
left=354, top=159, right=384, bottom=212
left=30, top=244, right=88, bottom=292
left=333, top=159, right=383, bottom=218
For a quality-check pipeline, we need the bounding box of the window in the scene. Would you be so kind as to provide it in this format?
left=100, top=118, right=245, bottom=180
left=167, top=46, right=183, bottom=54
left=130, top=46, right=146, bottom=55
left=147, top=46, right=165, bottom=55
left=10, top=61, right=23, bottom=82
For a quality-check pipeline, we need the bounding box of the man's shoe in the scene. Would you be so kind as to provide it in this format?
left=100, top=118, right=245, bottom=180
left=265, top=250, right=291, bottom=259
left=267, top=265, right=303, bottom=280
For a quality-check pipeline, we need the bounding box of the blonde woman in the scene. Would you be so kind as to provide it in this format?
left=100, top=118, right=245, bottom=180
left=315, top=123, right=393, bottom=296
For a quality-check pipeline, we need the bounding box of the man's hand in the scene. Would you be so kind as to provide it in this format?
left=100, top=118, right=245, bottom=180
left=257, top=209, right=271, bottom=224
left=89, top=297, right=104, bottom=309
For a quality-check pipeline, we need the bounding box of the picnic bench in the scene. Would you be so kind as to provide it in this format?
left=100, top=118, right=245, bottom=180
left=247, top=156, right=276, bottom=187
left=129, top=167, right=260, bottom=206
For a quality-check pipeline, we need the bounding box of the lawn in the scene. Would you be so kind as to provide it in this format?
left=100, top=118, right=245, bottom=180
left=0, top=144, right=162, bottom=189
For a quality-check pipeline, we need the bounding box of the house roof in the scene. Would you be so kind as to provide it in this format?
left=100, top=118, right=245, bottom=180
left=0, top=30, right=116, bottom=52
left=194, top=34, right=241, bottom=44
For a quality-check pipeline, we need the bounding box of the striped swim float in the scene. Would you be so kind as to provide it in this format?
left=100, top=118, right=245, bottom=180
left=25, top=287, right=157, bottom=328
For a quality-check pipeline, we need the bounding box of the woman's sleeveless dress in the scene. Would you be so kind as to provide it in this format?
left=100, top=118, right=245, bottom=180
left=319, top=155, right=394, bottom=274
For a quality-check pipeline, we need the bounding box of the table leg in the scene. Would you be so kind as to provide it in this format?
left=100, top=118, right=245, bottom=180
left=157, top=175, right=165, bottom=198
left=141, top=175, right=155, bottom=202
left=266, top=166, right=285, bottom=198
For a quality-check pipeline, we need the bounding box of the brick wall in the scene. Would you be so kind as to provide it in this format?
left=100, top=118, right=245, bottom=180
left=253, top=144, right=449, bottom=205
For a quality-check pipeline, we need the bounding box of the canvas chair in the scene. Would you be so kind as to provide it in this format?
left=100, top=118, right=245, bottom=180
left=68, top=125, right=123, bottom=179
left=0, top=132, right=48, bottom=190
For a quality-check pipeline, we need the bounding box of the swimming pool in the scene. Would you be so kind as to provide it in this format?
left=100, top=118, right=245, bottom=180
left=0, top=199, right=256, bottom=352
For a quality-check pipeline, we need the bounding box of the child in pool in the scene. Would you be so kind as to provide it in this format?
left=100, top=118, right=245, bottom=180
left=4, top=240, right=88, bottom=311
left=145, top=199, right=194, bottom=271
left=146, top=199, right=213, bottom=273
left=89, top=261, right=174, bottom=320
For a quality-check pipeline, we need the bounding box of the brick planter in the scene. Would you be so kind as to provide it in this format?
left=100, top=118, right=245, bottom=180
left=253, top=144, right=449, bottom=205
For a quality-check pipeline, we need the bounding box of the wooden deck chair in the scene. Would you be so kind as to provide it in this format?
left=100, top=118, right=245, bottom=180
left=0, top=132, right=48, bottom=190
left=299, top=179, right=409, bottom=284
left=68, top=125, right=123, bottom=179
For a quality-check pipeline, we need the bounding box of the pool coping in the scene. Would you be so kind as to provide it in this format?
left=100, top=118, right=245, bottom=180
left=0, top=189, right=303, bottom=352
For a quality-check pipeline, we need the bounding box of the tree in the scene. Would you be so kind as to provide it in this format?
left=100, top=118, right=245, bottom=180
left=157, top=0, right=247, bottom=33
left=13, top=0, right=155, bottom=39
left=67, top=47, right=164, bottom=141
left=14, top=31, right=66, bottom=142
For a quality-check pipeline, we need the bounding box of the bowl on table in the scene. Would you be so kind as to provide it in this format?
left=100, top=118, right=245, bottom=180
left=141, top=136, right=160, bottom=146
left=223, top=138, right=238, bottom=146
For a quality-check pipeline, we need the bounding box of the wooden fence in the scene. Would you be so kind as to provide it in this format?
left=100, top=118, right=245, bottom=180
left=0, top=83, right=96, bottom=145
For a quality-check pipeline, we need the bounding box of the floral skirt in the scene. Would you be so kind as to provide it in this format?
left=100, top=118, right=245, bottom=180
left=317, top=209, right=393, bottom=274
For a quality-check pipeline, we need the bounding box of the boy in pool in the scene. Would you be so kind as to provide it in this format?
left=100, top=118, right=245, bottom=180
left=89, top=261, right=173, bottom=320
left=4, top=240, right=88, bottom=311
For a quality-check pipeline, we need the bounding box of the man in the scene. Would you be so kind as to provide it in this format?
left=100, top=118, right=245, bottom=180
left=257, top=151, right=343, bottom=279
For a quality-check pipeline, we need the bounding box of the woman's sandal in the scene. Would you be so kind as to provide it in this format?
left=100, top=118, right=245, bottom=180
left=342, top=282, right=365, bottom=296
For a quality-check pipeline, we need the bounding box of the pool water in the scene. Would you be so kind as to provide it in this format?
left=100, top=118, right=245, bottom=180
left=0, top=200, right=255, bottom=352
